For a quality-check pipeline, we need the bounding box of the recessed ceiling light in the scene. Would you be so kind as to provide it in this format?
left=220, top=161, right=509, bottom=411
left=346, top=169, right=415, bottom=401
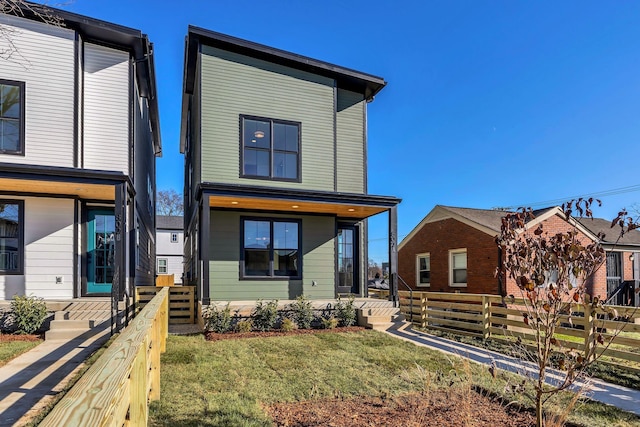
left=292, top=205, right=299, bottom=208
left=231, top=201, right=239, bottom=205
left=254, top=131, right=265, bottom=138
left=348, top=208, right=355, bottom=212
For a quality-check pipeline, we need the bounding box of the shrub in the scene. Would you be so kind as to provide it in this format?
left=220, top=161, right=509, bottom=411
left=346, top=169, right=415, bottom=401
left=10, top=294, right=48, bottom=334
left=335, top=294, right=357, bottom=327
left=280, top=317, right=298, bottom=332
left=321, top=316, right=339, bottom=329
left=202, top=303, right=232, bottom=333
left=251, top=300, right=279, bottom=332
left=288, top=295, right=313, bottom=329
left=235, top=319, right=253, bottom=333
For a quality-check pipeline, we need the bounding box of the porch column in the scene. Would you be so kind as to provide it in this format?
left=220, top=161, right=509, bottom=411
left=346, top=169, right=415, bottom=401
left=114, top=181, right=127, bottom=300
left=388, top=205, right=398, bottom=306
left=200, top=194, right=211, bottom=305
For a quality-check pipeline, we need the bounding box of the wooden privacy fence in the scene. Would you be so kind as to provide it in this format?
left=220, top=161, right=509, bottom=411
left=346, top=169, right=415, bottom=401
left=156, top=274, right=175, bottom=287
left=40, top=287, right=169, bottom=426
left=398, top=291, right=640, bottom=367
left=136, top=286, right=195, bottom=324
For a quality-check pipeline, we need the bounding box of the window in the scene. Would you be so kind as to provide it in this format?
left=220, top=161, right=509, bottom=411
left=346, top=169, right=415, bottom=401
left=171, top=232, right=178, bottom=243
left=449, top=249, right=467, bottom=287
left=416, top=253, right=430, bottom=287
left=0, top=81, right=24, bottom=155
left=0, top=201, right=23, bottom=274
left=157, top=258, right=168, bottom=274
left=242, top=218, right=300, bottom=278
left=241, top=116, right=300, bottom=181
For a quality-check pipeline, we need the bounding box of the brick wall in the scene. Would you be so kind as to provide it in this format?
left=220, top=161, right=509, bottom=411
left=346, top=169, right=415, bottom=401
left=398, top=218, right=501, bottom=294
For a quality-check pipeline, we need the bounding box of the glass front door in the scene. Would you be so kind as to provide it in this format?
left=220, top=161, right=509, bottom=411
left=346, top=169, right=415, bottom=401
left=337, top=226, right=359, bottom=295
left=87, top=209, right=115, bottom=294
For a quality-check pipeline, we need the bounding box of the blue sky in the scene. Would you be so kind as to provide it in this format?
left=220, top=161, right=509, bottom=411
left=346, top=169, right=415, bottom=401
left=66, top=1, right=640, bottom=263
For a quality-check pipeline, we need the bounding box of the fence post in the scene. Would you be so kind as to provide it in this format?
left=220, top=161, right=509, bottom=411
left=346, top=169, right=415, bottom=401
left=421, top=294, right=428, bottom=328
left=482, top=295, right=490, bottom=340
left=129, top=334, right=150, bottom=425
left=583, top=303, right=595, bottom=362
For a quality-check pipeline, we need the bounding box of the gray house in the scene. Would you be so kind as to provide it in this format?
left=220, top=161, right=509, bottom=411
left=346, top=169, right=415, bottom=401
left=0, top=7, right=160, bottom=302
left=180, top=27, right=400, bottom=306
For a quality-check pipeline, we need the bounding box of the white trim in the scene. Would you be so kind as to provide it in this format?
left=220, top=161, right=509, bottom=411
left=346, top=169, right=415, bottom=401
left=416, top=252, right=430, bottom=287
left=157, top=257, right=168, bottom=274
left=449, top=248, right=467, bottom=287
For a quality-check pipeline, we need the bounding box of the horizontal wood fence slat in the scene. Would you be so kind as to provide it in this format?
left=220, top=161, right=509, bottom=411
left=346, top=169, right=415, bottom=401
left=40, top=287, right=169, bottom=427
left=397, top=290, right=640, bottom=367
left=136, top=286, right=196, bottom=324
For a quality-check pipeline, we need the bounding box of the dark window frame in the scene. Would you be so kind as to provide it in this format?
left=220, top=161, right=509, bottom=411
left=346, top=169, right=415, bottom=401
left=239, top=115, right=302, bottom=183
left=0, top=199, right=24, bottom=275
left=171, top=232, right=178, bottom=243
left=0, top=79, right=25, bottom=156
left=240, top=216, right=302, bottom=280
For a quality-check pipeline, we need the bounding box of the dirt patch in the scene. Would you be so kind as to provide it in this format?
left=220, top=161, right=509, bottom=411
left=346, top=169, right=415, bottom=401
left=267, top=389, right=536, bottom=427
left=0, top=333, right=42, bottom=342
left=205, top=326, right=364, bottom=341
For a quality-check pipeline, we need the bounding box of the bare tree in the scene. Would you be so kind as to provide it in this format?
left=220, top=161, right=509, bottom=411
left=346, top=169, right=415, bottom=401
left=156, top=189, right=183, bottom=217
left=496, top=199, right=638, bottom=426
left=0, top=1, right=66, bottom=66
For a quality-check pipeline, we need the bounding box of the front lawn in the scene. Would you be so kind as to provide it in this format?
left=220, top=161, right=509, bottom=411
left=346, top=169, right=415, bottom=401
left=149, top=330, right=640, bottom=427
left=0, top=335, right=41, bottom=367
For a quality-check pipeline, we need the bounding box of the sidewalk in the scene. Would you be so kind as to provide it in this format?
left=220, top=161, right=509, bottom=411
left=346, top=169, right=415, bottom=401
left=384, top=325, right=640, bottom=417
left=0, top=331, right=109, bottom=427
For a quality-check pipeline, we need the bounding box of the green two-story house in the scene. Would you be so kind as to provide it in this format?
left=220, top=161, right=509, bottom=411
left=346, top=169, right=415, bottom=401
left=180, top=26, right=400, bottom=305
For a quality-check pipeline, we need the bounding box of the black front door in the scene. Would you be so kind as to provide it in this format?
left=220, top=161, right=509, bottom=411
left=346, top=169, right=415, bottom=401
left=336, top=225, right=359, bottom=295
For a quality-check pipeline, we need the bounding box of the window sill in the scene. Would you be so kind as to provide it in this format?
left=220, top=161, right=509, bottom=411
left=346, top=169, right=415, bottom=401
left=240, top=275, right=302, bottom=281
left=240, top=174, right=301, bottom=184
left=416, top=284, right=430, bottom=288
left=449, top=284, right=467, bottom=288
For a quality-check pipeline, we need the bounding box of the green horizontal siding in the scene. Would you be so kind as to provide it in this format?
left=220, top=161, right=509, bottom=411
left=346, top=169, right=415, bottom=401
left=209, top=210, right=335, bottom=301
left=336, top=89, right=365, bottom=194
left=200, top=46, right=335, bottom=191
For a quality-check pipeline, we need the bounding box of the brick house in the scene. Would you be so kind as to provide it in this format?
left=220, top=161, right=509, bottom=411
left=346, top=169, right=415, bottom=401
left=398, top=205, right=640, bottom=305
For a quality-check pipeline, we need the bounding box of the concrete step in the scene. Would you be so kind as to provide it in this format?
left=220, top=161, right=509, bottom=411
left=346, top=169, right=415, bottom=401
left=45, top=324, right=110, bottom=341
left=54, top=309, right=112, bottom=321
left=49, top=319, right=109, bottom=330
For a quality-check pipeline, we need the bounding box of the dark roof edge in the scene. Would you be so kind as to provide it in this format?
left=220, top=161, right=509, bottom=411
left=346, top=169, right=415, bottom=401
left=198, top=182, right=401, bottom=207
left=13, top=3, right=161, bottom=153
left=185, top=25, right=386, bottom=100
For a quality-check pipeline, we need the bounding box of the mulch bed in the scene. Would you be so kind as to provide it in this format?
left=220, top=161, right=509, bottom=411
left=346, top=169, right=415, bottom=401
left=0, top=333, right=42, bottom=342
left=205, top=326, right=364, bottom=341
left=267, top=389, right=536, bottom=427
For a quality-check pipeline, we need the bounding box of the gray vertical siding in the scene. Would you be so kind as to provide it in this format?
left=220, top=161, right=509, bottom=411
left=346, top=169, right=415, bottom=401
left=0, top=15, right=75, bottom=167
left=199, top=46, right=335, bottom=191
left=208, top=210, right=335, bottom=301
left=336, top=89, right=365, bottom=194
left=83, top=43, right=130, bottom=174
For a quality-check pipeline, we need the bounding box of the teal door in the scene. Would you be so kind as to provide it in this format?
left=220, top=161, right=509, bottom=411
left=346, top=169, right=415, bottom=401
left=87, top=209, right=115, bottom=294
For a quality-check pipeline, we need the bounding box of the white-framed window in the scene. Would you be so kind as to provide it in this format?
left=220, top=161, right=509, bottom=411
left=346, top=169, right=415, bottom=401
left=171, top=232, right=178, bottom=243
left=449, top=249, right=467, bottom=287
left=416, top=253, right=430, bottom=287
left=157, top=258, right=168, bottom=274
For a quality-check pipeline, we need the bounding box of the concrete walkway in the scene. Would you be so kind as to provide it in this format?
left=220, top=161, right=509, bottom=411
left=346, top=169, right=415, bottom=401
left=0, top=330, right=110, bottom=427
left=384, top=325, right=640, bottom=417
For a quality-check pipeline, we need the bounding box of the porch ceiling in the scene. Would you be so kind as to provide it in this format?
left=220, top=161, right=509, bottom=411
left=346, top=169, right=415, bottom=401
left=0, top=177, right=115, bottom=200
left=208, top=195, right=389, bottom=219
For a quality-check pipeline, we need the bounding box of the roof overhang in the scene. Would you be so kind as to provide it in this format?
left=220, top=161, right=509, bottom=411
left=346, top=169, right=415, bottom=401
left=0, top=163, right=133, bottom=201
left=200, top=183, right=400, bottom=220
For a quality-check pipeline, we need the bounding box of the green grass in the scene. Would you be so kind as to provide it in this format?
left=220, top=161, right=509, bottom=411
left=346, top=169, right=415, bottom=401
left=149, top=331, right=640, bottom=427
left=0, top=339, right=40, bottom=367
left=422, top=328, right=640, bottom=389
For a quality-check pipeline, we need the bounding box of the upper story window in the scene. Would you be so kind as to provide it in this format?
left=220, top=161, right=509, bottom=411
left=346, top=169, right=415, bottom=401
left=171, top=232, right=178, bottom=243
left=0, top=201, right=23, bottom=274
left=0, top=81, right=25, bottom=155
left=241, top=115, right=300, bottom=182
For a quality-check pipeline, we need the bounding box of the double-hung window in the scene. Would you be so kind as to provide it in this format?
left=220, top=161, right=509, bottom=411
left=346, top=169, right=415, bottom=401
left=157, top=258, right=168, bottom=274
left=0, top=201, right=23, bottom=274
left=0, top=80, right=24, bottom=155
left=171, top=232, right=178, bottom=243
left=416, top=253, right=430, bottom=287
left=242, top=218, right=300, bottom=278
left=449, top=249, right=467, bottom=287
left=241, top=115, right=300, bottom=181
